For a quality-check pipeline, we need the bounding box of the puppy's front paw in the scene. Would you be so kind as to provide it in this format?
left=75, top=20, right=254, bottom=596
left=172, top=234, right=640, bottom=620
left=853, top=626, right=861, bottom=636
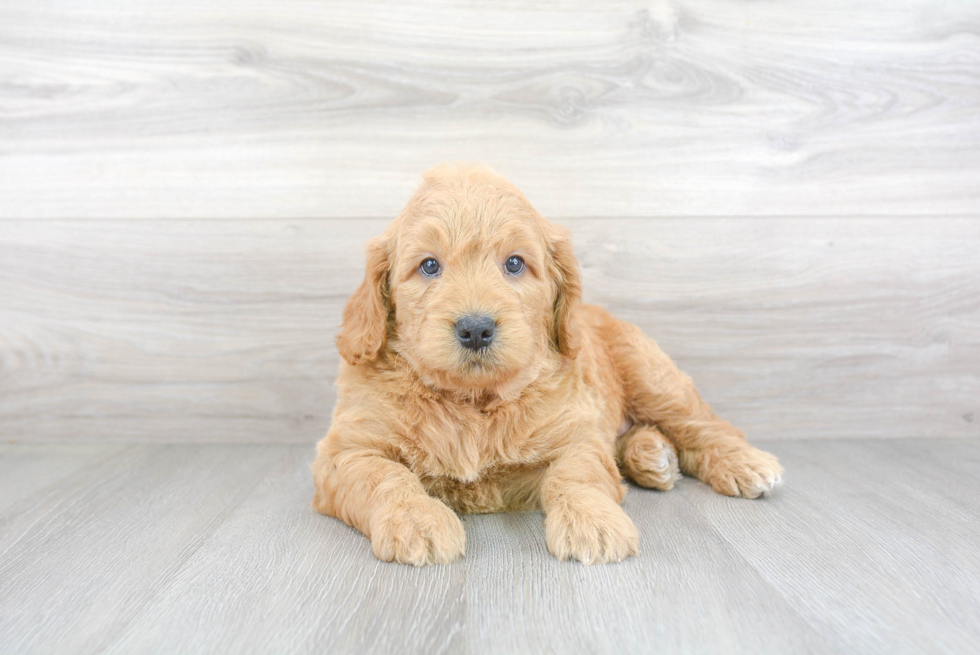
left=369, top=495, right=465, bottom=566
left=545, top=491, right=639, bottom=564
left=692, top=445, right=784, bottom=499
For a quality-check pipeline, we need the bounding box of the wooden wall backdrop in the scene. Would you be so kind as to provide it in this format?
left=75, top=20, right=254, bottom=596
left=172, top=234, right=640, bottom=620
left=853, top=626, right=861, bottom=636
left=1, top=0, right=978, bottom=442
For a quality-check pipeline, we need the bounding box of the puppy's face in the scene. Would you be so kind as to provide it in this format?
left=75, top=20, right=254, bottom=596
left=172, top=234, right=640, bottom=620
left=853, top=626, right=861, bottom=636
left=336, top=166, right=581, bottom=396
left=390, top=204, right=553, bottom=391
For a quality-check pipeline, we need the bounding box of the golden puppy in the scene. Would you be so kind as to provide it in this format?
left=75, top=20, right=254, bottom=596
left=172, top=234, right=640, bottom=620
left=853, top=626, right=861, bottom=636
left=312, top=164, right=783, bottom=566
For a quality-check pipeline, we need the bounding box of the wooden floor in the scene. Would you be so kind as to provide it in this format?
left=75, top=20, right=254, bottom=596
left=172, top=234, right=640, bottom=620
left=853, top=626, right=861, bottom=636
left=1, top=438, right=978, bottom=654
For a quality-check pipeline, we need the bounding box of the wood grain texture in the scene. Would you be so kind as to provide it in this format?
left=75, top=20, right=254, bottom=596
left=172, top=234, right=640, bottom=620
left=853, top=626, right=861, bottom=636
left=0, top=444, right=283, bottom=654
left=2, top=217, right=977, bottom=442
left=102, top=445, right=464, bottom=655
left=690, top=439, right=980, bottom=654
left=1, top=439, right=978, bottom=654
left=1, top=0, right=978, bottom=218
left=0, top=442, right=128, bottom=514
left=463, top=497, right=835, bottom=654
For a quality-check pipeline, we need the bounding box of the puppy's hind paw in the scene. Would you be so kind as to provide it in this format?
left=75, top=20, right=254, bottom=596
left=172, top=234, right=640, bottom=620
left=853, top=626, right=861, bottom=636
left=686, top=445, right=783, bottom=499
left=620, top=426, right=681, bottom=491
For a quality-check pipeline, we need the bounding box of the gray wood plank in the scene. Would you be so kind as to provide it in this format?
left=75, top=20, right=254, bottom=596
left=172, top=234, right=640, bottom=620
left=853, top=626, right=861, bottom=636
left=0, top=443, right=128, bottom=513
left=0, top=440, right=978, bottom=653
left=463, top=497, right=837, bottom=654
left=0, top=444, right=283, bottom=655
left=2, top=218, right=977, bottom=442
left=688, top=439, right=980, bottom=654
left=1, top=0, right=978, bottom=219
left=579, top=218, right=980, bottom=441
left=100, top=445, right=464, bottom=655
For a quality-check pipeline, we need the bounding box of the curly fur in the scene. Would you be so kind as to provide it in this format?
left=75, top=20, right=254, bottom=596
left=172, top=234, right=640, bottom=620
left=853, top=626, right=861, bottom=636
left=312, top=164, right=783, bottom=566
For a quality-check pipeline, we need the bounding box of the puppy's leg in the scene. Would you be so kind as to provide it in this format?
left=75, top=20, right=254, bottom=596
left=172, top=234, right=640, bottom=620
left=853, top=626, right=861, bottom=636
left=617, top=424, right=681, bottom=491
left=540, top=442, right=639, bottom=564
left=610, top=321, right=783, bottom=499
left=312, top=435, right=465, bottom=566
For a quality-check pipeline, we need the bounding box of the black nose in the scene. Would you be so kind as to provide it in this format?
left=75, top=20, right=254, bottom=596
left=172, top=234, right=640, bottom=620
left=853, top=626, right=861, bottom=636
left=455, top=315, right=496, bottom=351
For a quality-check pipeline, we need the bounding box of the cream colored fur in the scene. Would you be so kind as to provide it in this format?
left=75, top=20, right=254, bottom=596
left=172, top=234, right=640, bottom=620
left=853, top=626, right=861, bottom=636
left=313, top=164, right=783, bottom=566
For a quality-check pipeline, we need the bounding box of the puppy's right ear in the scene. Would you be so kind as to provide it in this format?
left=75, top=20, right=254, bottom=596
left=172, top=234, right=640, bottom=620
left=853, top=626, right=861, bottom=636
left=336, top=236, right=390, bottom=365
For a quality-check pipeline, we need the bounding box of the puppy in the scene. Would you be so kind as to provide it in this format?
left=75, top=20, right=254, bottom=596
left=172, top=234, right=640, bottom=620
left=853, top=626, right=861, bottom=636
left=313, top=164, right=783, bottom=565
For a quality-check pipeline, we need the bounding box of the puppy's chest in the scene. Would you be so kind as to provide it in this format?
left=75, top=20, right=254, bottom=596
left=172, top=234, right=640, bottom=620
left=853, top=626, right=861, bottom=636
left=401, top=405, right=536, bottom=482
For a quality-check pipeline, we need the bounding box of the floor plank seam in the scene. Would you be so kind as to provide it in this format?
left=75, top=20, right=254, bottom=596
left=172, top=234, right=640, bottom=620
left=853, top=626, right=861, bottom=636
left=88, top=447, right=290, bottom=655
left=0, top=444, right=141, bottom=566
left=675, top=490, right=847, bottom=654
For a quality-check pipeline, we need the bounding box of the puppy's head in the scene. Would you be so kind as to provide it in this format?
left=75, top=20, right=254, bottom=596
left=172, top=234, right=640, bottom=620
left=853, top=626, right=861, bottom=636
left=336, top=164, right=581, bottom=394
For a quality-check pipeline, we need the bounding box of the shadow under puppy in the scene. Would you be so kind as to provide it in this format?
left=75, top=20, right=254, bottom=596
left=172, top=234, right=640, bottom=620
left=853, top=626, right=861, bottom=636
left=312, top=164, right=783, bottom=565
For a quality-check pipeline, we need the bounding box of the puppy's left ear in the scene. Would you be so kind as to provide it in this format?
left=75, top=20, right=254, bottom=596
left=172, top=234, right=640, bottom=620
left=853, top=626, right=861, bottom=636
left=335, top=236, right=390, bottom=365
left=547, top=226, right=582, bottom=358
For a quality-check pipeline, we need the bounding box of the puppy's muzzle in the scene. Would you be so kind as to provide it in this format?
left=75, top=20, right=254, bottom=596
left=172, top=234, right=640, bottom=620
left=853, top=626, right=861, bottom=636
left=455, top=315, right=496, bottom=351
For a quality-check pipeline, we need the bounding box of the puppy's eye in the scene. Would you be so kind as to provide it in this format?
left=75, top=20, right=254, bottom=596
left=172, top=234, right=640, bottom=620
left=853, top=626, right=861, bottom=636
left=504, top=255, right=525, bottom=275
left=420, top=258, right=441, bottom=277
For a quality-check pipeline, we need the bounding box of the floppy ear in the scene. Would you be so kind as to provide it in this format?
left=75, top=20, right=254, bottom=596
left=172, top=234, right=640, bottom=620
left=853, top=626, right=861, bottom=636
left=547, top=227, right=582, bottom=358
left=335, top=236, right=390, bottom=365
